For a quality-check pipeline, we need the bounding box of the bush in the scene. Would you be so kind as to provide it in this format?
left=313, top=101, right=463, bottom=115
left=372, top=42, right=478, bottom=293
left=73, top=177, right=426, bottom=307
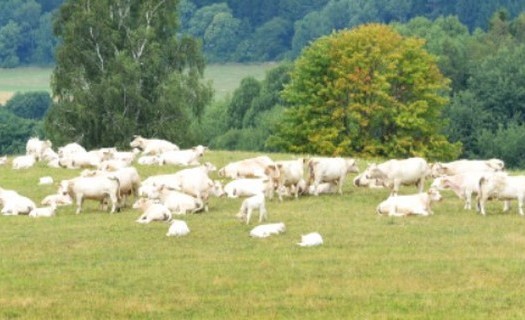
left=4, top=91, right=52, bottom=119
left=475, top=121, right=525, bottom=168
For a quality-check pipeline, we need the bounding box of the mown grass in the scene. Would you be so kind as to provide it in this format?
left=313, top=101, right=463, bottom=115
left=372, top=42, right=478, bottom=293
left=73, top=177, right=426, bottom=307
left=0, top=63, right=275, bottom=104
left=1, top=150, right=525, bottom=319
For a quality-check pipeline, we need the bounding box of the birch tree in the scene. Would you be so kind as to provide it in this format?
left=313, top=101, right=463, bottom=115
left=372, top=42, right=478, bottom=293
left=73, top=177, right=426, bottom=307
left=45, top=0, right=212, bottom=148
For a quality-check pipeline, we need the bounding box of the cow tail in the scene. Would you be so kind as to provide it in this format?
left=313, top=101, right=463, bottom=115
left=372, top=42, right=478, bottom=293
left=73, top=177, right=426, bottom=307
left=108, top=176, right=122, bottom=201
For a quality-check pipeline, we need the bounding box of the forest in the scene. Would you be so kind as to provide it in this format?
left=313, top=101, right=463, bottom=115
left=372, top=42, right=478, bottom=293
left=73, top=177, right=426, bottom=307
left=1, top=0, right=525, bottom=166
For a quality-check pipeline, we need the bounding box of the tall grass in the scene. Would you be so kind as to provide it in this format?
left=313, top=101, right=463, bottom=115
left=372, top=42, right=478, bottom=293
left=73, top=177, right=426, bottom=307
left=1, top=151, right=525, bottom=319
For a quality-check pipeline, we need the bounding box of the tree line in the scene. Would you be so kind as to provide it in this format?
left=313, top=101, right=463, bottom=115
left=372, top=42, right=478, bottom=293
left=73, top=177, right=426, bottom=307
left=2, top=1, right=525, bottom=168
left=1, top=0, right=525, bottom=66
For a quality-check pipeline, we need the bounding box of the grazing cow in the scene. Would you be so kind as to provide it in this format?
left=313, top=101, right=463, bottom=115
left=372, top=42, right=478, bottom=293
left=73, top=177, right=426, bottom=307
left=224, top=178, right=274, bottom=199
left=130, top=135, right=179, bottom=155
left=363, top=157, right=430, bottom=195
left=236, top=193, right=268, bottom=224
left=12, top=155, right=36, bottom=169
left=62, top=176, right=121, bottom=214
left=218, top=156, right=280, bottom=187
left=297, top=232, right=323, bottom=247
left=431, top=171, right=490, bottom=210
left=250, top=222, right=286, bottom=238
left=159, top=145, right=207, bottom=166
left=307, top=157, right=359, bottom=196
left=166, top=220, right=190, bottom=237
left=276, top=158, right=305, bottom=200
left=81, top=167, right=141, bottom=206
left=0, top=188, right=36, bottom=215
left=133, top=198, right=172, bottom=224
left=29, top=202, right=57, bottom=218
left=478, top=172, right=525, bottom=216
left=26, top=137, right=53, bottom=161
left=430, top=159, right=504, bottom=177
left=376, top=188, right=442, bottom=217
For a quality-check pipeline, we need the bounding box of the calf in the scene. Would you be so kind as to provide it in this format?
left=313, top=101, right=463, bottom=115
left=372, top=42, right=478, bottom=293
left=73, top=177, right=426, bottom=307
left=250, top=222, right=286, bottom=238
left=12, top=155, right=36, bottom=169
left=236, top=193, right=268, bottom=224
left=166, top=220, right=190, bottom=237
left=224, top=178, right=274, bottom=199
left=133, top=198, right=172, bottom=224
left=276, top=158, right=305, bottom=200
left=376, top=188, right=442, bottom=217
left=159, top=145, right=207, bottom=166
left=297, top=232, right=323, bottom=247
left=29, top=202, right=57, bottom=218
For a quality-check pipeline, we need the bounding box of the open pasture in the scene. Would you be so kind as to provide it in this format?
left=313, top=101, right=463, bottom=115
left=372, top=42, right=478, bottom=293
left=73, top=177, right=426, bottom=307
left=0, top=63, right=275, bottom=104
left=1, top=150, right=525, bottom=319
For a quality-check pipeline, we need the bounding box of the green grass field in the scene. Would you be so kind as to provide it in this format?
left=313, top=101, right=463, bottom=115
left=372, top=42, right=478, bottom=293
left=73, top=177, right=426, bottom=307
left=1, top=151, right=525, bottom=319
left=0, top=63, right=275, bottom=104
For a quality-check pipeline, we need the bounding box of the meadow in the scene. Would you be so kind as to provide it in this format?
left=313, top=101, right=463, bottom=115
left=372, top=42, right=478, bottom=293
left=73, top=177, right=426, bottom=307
left=0, top=63, right=276, bottom=104
left=1, top=151, right=525, bottom=319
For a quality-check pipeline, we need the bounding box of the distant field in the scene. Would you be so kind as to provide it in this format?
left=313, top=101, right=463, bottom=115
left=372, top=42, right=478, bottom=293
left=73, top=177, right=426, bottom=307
left=0, top=63, right=276, bottom=104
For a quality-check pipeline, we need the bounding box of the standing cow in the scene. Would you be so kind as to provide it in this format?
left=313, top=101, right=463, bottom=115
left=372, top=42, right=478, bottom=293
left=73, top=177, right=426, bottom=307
left=363, top=157, right=430, bottom=195
left=307, top=157, right=359, bottom=196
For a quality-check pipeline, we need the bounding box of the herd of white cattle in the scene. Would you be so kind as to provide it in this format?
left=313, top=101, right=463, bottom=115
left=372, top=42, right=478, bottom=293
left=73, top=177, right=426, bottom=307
left=0, top=136, right=520, bottom=242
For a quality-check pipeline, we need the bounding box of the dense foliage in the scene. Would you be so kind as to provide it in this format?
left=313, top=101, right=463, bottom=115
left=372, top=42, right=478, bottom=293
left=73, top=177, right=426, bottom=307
left=0, top=92, right=48, bottom=154
left=44, top=0, right=212, bottom=149
left=1, top=0, right=525, bottom=66
left=265, top=24, right=460, bottom=159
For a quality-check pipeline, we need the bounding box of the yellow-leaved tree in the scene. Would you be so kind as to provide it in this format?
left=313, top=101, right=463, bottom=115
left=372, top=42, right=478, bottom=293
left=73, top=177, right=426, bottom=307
left=267, top=24, right=461, bottom=160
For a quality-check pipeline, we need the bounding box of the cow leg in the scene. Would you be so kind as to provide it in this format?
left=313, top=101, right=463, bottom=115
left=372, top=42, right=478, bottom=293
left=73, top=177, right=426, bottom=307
left=337, top=177, right=345, bottom=195
left=246, top=208, right=253, bottom=225
left=416, top=178, right=424, bottom=193
left=518, top=198, right=524, bottom=216
left=503, top=200, right=510, bottom=212
left=76, top=194, right=83, bottom=214
left=260, top=204, right=267, bottom=222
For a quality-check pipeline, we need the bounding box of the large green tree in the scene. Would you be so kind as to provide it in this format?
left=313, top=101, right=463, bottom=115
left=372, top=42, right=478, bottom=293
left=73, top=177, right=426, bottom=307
left=269, top=24, right=461, bottom=159
left=45, top=0, right=212, bottom=149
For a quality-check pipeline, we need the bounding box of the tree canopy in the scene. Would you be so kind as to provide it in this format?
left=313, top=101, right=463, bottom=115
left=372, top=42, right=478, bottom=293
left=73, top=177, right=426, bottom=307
left=268, top=24, right=461, bottom=159
left=44, top=0, right=212, bottom=149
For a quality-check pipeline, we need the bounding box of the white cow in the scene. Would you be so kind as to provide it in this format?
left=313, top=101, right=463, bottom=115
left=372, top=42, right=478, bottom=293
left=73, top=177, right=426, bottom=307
left=218, top=156, right=280, bottom=187
left=166, top=220, right=190, bottom=237
left=307, top=157, right=359, bottom=195
left=307, top=182, right=339, bottom=195
left=430, top=159, right=504, bottom=177
left=353, top=172, right=385, bottom=189
left=12, top=155, right=36, bottom=169
left=130, top=135, right=179, bottom=155
left=26, top=137, right=53, bottom=161
left=38, top=176, right=54, bottom=185
left=250, top=222, right=286, bottom=238
left=81, top=167, right=141, bottom=206
left=61, top=176, right=121, bottom=214
left=478, top=172, right=525, bottom=215
left=29, top=202, right=57, bottom=218
left=236, top=193, right=268, bottom=224
left=275, top=158, right=305, bottom=200
left=41, top=193, right=73, bottom=206
left=57, top=142, right=87, bottom=158
left=0, top=188, right=36, bottom=215
left=224, top=178, right=274, bottom=199
left=159, top=145, right=207, bottom=166
left=376, top=188, right=442, bottom=217
left=363, top=157, right=430, bottom=195
left=146, top=186, right=205, bottom=214
left=137, top=155, right=162, bottom=166
left=431, top=171, right=490, bottom=210
left=297, top=232, right=323, bottom=247
left=133, top=198, right=172, bottom=224
left=0, top=156, right=7, bottom=165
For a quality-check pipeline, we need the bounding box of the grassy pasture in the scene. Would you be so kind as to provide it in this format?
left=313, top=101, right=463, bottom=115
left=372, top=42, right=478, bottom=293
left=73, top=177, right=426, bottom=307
left=1, top=151, right=525, bottom=319
left=0, top=63, right=275, bottom=104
